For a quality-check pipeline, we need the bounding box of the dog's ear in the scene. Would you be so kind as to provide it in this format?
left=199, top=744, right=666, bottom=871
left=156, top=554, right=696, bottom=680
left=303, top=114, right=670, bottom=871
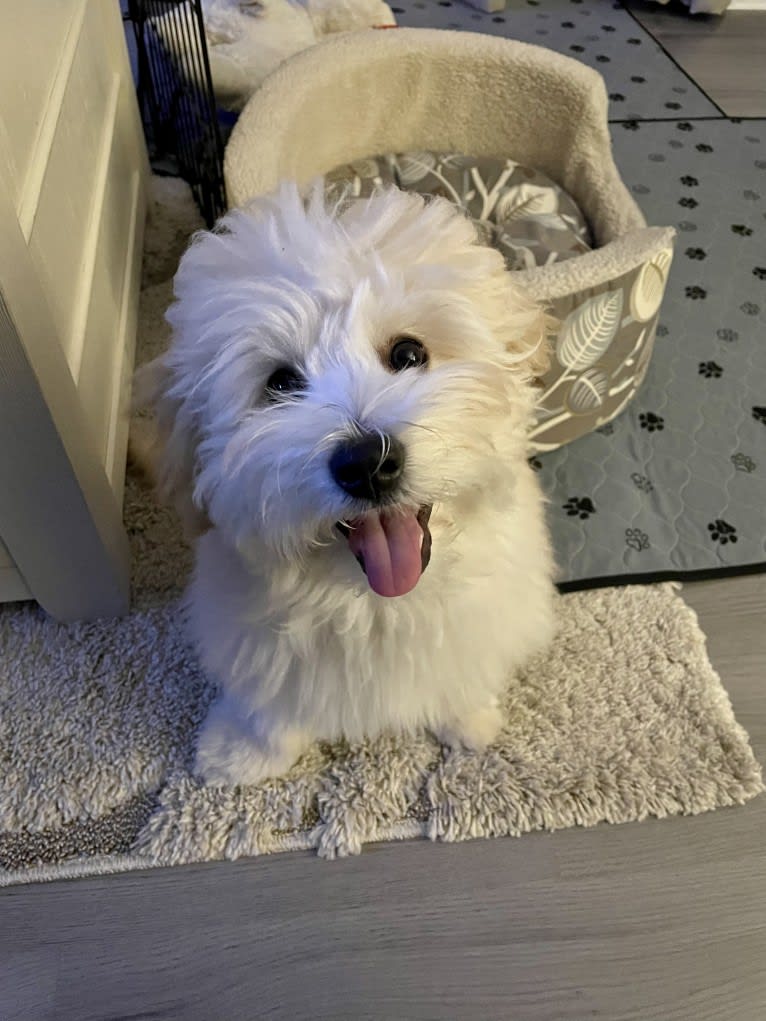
left=131, top=359, right=211, bottom=538
left=502, top=278, right=557, bottom=383
left=522, top=310, right=558, bottom=384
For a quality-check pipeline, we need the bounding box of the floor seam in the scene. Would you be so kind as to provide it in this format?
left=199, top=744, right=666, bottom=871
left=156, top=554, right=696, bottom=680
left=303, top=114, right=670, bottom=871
left=623, top=2, right=730, bottom=118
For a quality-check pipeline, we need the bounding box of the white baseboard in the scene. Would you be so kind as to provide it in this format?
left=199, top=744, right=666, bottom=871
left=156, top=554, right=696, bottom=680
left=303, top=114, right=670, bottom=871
left=727, top=0, right=766, bottom=9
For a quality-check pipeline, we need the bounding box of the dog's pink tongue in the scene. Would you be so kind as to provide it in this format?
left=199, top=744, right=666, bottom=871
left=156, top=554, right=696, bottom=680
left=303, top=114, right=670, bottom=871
left=348, top=510, right=423, bottom=597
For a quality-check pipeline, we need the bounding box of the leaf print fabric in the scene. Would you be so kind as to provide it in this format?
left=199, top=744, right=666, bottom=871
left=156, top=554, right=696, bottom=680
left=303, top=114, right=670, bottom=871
left=556, top=291, right=624, bottom=371
left=326, top=152, right=592, bottom=271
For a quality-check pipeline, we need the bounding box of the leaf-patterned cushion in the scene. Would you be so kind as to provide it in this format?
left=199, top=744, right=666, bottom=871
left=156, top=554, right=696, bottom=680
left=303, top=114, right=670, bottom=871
left=325, top=152, right=592, bottom=270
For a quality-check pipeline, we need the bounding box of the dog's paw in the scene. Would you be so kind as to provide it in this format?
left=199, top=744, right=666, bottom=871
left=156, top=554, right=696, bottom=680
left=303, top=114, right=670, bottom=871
left=435, top=700, right=504, bottom=753
left=193, top=699, right=310, bottom=787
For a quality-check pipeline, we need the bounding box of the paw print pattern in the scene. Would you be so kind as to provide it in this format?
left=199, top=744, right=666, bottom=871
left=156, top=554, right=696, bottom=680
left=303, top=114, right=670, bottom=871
left=685, top=247, right=706, bottom=260
left=732, top=224, right=753, bottom=236
left=563, top=497, right=596, bottom=520
left=753, top=267, right=766, bottom=280
left=685, top=286, right=707, bottom=299
left=677, top=122, right=694, bottom=132
left=696, top=143, right=714, bottom=153
left=631, top=473, right=654, bottom=493
left=717, top=328, right=738, bottom=343
left=731, top=453, right=756, bottom=473
left=639, top=412, right=665, bottom=432
left=656, top=324, right=669, bottom=337
left=596, top=422, right=615, bottom=436
left=679, top=197, right=698, bottom=209
left=625, top=528, right=650, bottom=551
left=622, top=121, right=640, bottom=131
left=680, top=175, right=699, bottom=186
left=609, top=93, right=625, bottom=102
left=699, top=361, right=722, bottom=378
left=708, top=519, right=738, bottom=545
left=753, top=406, right=766, bottom=425
left=741, top=302, right=760, bottom=316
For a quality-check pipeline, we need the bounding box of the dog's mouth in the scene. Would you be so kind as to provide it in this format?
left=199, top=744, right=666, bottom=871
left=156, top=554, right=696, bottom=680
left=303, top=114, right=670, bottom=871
left=335, top=505, right=432, bottom=598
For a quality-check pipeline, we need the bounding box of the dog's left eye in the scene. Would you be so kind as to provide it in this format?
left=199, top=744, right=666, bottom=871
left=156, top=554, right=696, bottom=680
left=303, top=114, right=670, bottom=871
left=389, top=337, right=429, bottom=372
left=265, top=366, right=306, bottom=401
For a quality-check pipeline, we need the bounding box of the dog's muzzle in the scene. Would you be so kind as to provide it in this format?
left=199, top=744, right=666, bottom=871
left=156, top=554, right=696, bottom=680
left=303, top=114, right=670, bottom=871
left=329, top=432, right=432, bottom=598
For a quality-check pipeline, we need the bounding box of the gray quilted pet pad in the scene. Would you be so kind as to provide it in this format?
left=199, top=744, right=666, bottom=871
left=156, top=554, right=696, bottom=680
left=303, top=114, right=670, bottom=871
left=371, top=3, right=764, bottom=586
left=541, top=119, right=766, bottom=588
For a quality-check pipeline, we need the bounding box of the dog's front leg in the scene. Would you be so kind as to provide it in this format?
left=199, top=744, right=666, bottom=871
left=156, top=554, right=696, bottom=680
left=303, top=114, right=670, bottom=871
left=434, top=698, right=505, bottom=753
left=193, top=693, right=311, bottom=787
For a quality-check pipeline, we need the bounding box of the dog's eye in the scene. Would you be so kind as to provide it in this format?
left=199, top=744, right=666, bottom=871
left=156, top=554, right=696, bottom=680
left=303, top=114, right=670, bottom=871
left=389, top=337, right=429, bottom=372
left=265, top=367, right=305, bottom=401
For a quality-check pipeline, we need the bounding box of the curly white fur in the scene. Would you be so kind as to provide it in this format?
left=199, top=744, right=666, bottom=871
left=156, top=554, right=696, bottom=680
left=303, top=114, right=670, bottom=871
left=140, top=184, right=556, bottom=786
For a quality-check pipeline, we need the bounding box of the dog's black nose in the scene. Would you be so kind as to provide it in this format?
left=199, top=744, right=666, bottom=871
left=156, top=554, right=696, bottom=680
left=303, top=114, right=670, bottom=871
left=329, top=433, right=405, bottom=501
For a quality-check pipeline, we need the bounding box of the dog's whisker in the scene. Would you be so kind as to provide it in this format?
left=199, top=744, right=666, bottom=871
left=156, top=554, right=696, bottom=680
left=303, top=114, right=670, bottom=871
left=399, top=419, right=442, bottom=440
left=372, top=427, right=390, bottom=475
left=300, top=429, right=351, bottom=477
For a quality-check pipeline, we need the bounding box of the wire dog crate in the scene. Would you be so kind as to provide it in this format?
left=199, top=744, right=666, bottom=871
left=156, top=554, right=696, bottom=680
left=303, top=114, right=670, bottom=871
left=126, top=0, right=227, bottom=226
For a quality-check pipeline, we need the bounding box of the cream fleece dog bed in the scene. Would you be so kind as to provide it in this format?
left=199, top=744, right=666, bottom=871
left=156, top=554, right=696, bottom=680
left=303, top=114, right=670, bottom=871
left=225, top=29, right=677, bottom=450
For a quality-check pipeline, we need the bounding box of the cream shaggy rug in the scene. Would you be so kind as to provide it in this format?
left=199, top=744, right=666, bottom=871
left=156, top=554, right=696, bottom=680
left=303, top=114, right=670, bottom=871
left=0, top=179, right=761, bottom=886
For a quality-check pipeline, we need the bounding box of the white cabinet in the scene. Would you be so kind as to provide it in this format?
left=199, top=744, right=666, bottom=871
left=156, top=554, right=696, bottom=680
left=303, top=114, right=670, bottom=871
left=0, top=0, right=148, bottom=619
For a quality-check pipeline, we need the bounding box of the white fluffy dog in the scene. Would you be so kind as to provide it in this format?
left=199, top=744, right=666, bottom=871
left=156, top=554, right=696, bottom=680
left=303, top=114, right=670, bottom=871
left=142, top=184, right=556, bottom=786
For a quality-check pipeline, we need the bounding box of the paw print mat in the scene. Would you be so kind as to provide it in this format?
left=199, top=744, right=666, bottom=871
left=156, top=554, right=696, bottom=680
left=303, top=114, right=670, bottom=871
left=389, top=3, right=764, bottom=586
left=392, top=0, right=720, bottom=121
left=537, top=120, right=766, bottom=588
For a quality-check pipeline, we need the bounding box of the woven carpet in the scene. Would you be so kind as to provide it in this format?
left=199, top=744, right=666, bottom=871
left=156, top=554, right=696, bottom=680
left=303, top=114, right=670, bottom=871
left=0, top=177, right=761, bottom=887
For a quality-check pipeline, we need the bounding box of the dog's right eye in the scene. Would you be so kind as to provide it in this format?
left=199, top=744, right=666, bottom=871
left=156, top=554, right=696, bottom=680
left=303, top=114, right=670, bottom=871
left=389, top=337, right=429, bottom=372
left=265, top=367, right=305, bottom=401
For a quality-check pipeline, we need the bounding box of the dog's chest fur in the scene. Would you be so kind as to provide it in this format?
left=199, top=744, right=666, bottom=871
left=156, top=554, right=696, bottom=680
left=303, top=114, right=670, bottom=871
left=187, top=467, right=554, bottom=742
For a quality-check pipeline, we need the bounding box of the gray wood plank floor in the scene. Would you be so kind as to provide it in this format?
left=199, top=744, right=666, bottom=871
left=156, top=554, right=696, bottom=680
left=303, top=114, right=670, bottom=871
left=626, top=2, right=766, bottom=117
left=1, top=573, right=764, bottom=1021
